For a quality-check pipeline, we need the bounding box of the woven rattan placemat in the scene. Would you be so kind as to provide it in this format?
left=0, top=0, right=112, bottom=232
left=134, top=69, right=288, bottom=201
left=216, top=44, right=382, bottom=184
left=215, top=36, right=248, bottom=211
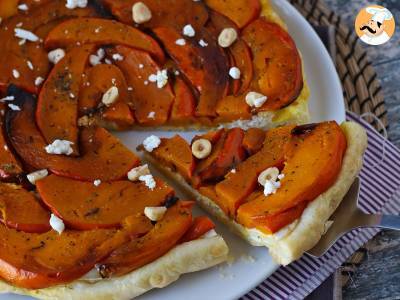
left=288, top=0, right=388, bottom=292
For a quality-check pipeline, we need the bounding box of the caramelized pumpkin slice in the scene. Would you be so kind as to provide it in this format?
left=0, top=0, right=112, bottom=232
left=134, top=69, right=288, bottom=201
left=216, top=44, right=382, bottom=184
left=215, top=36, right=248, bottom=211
left=0, top=103, right=22, bottom=179
left=237, top=122, right=347, bottom=234
left=45, top=18, right=164, bottom=63
left=170, top=78, right=196, bottom=124
left=102, top=0, right=208, bottom=29
left=151, top=135, right=195, bottom=181
left=180, top=216, right=215, bottom=243
left=79, top=64, right=134, bottom=127
left=242, top=18, right=303, bottom=111
left=154, top=27, right=229, bottom=117
left=96, top=201, right=194, bottom=277
left=6, top=86, right=140, bottom=181
left=242, top=128, right=266, bottom=155
left=205, top=0, right=261, bottom=28
left=215, top=94, right=251, bottom=122
left=0, top=220, right=144, bottom=289
left=0, top=183, right=50, bottom=233
left=0, top=0, right=98, bottom=94
left=110, top=46, right=174, bottom=125
left=37, top=175, right=174, bottom=230
left=36, top=45, right=94, bottom=155
left=0, top=0, right=18, bottom=19
left=215, top=125, right=294, bottom=217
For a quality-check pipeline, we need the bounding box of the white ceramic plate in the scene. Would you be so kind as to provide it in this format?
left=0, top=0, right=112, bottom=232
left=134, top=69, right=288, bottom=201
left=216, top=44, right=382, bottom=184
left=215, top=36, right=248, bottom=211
left=2, top=1, right=344, bottom=299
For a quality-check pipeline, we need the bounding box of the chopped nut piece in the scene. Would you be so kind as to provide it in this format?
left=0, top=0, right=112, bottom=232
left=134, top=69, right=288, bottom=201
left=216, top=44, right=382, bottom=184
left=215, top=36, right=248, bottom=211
left=183, top=24, right=195, bottom=37
left=102, top=86, right=119, bottom=106
left=144, top=206, right=167, bottom=221
left=192, top=138, right=212, bottom=159
left=258, top=167, right=279, bottom=186
left=218, top=28, right=237, bottom=48
left=229, top=67, right=241, bottom=79
left=127, top=164, right=150, bottom=181
left=132, top=2, right=152, bottom=24
left=27, top=169, right=48, bottom=185
left=245, top=91, right=267, bottom=108
left=48, top=48, right=66, bottom=64
left=49, top=214, right=65, bottom=234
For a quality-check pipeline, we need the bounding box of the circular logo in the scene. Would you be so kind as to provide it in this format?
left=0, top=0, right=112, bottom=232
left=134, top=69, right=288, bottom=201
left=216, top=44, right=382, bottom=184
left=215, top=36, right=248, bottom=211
left=355, top=5, right=395, bottom=46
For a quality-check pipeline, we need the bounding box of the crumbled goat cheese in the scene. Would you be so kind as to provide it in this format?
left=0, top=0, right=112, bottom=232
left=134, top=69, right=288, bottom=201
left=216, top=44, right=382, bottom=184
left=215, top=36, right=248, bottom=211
left=27, top=169, right=48, bottom=185
left=14, top=28, right=39, bottom=42
left=49, top=214, right=65, bottom=234
left=142, top=135, right=161, bottom=152
left=4, top=145, right=8, bottom=151
left=175, top=38, right=186, bottom=46
left=139, top=174, right=156, bottom=190
left=182, top=24, right=195, bottom=37
left=127, top=86, right=133, bottom=91
left=0, top=96, right=15, bottom=102
left=18, top=39, right=26, bottom=45
left=245, top=91, right=267, bottom=108
left=102, top=86, right=119, bottom=106
left=199, top=39, right=208, bottom=47
left=27, top=60, right=33, bottom=70
left=48, top=48, right=66, bottom=64
left=278, top=174, right=285, bottom=180
left=127, top=164, right=150, bottom=181
left=229, top=67, right=241, bottom=79
left=144, top=206, right=166, bottom=221
left=148, top=69, right=168, bottom=88
left=8, top=104, right=20, bottom=111
left=231, top=169, right=236, bottom=173
left=66, top=0, right=88, bottom=9
left=132, top=2, right=152, bottom=24
left=89, top=48, right=105, bottom=66
left=138, top=64, right=144, bottom=69
left=263, top=180, right=281, bottom=196
left=112, top=53, right=124, bottom=61
left=12, top=69, right=20, bottom=79
left=105, top=58, right=112, bottom=65
left=93, top=179, right=101, bottom=186
left=35, top=76, right=44, bottom=86
left=147, top=111, right=155, bottom=119
left=45, top=140, right=74, bottom=155
left=18, top=4, right=28, bottom=10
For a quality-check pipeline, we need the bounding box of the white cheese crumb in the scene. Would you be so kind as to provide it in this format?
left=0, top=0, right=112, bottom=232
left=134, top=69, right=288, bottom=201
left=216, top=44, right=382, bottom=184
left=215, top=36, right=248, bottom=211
left=182, top=24, right=195, bottom=37
left=35, top=76, right=44, bottom=86
left=144, top=80, right=149, bottom=85
left=112, top=53, right=124, bottom=61
left=245, top=91, right=267, bottom=108
left=231, top=169, right=236, bottom=173
left=0, top=96, right=15, bottom=102
left=132, top=2, right=152, bottom=24
left=278, top=174, right=285, bottom=180
left=174, top=70, right=180, bottom=75
left=127, top=164, right=150, bottom=181
left=175, top=38, right=186, bottom=46
left=142, top=135, right=161, bottom=152
left=8, top=104, right=20, bottom=111
left=147, top=111, right=155, bottom=119
left=105, top=58, right=112, bottom=65
left=139, top=174, right=156, bottom=190
left=144, top=206, right=166, bottom=221
left=93, top=179, right=101, bottom=186
left=66, top=0, right=88, bottom=9
left=89, top=48, right=105, bottom=66
left=12, top=69, right=20, bottom=79
left=18, top=4, right=28, bottom=11
left=3, top=145, right=8, bottom=151
left=218, top=28, right=238, bottom=48
left=18, top=39, right=26, bottom=46
left=229, top=67, right=241, bottom=79
left=138, top=64, right=144, bottom=69
left=27, top=169, right=48, bottom=185
left=49, top=214, right=65, bottom=234
left=27, top=60, right=33, bottom=70
left=148, top=69, right=168, bottom=88
left=45, top=140, right=74, bottom=156
left=14, top=28, right=39, bottom=42
left=48, top=48, right=65, bottom=64
left=102, top=86, right=119, bottom=106
left=127, top=86, right=133, bottom=91
left=198, top=39, right=208, bottom=47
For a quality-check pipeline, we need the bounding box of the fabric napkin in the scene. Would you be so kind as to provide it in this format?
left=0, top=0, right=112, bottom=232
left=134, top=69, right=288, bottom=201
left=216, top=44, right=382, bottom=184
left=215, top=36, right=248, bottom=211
left=242, top=111, right=400, bottom=299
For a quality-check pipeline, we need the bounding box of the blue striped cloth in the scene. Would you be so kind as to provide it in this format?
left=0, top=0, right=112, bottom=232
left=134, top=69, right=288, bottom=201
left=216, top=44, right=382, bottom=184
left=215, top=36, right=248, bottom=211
left=244, top=111, right=400, bottom=299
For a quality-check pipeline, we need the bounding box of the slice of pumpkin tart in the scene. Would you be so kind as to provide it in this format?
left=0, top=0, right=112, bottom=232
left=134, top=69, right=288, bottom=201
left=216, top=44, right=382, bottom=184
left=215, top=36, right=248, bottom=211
left=141, top=121, right=368, bottom=265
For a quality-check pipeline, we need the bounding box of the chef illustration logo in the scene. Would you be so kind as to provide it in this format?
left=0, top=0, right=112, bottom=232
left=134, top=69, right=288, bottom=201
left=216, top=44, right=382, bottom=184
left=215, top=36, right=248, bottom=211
left=355, top=5, right=395, bottom=46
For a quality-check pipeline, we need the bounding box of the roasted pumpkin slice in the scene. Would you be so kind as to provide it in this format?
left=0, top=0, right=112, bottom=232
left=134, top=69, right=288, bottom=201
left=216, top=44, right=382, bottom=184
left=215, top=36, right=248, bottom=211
left=96, top=201, right=194, bottom=277
left=237, top=122, right=347, bottom=233
left=110, top=46, right=174, bottom=125
left=150, top=135, right=195, bottom=181
left=45, top=18, right=164, bottom=63
left=6, top=86, right=140, bottom=181
left=0, top=219, right=146, bottom=289
left=0, top=0, right=98, bottom=94
left=154, top=27, right=229, bottom=117
left=37, top=175, right=174, bottom=230
left=102, top=0, right=209, bottom=29
left=215, top=94, right=251, bottom=122
left=79, top=64, right=134, bottom=127
left=205, top=0, right=261, bottom=28
left=0, top=183, right=50, bottom=233
left=242, top=18, right=303, bottom=111
left=0, top=0, right=18, bottom=19
left=170, top=78, right=196, bottom=124
left=242, top=128, right=266, bottom=155
left=36, top=45, right=94, bottom=155
left=181, top=216, right=215, bottom=243
left=215, top=125, right=294, bottom=217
